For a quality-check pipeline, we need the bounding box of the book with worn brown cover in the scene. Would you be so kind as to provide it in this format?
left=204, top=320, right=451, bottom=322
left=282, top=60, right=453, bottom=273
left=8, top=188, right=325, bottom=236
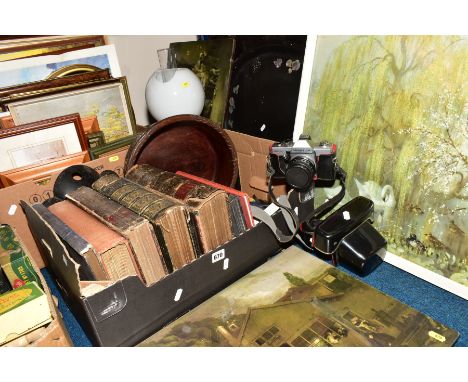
left=48, top=200, right=139, bottom=281
left=126, top=164, right=233, bottom=253
left=32, top=203, right=107, bottom=281
left=66, top=186, right=168, bottom=285
left=92, top=172, right=198, bottom=271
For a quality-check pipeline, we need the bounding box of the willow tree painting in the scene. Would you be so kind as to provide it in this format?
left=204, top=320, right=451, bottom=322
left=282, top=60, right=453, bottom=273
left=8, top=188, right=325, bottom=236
left=303, top=36, right=467, bottom=294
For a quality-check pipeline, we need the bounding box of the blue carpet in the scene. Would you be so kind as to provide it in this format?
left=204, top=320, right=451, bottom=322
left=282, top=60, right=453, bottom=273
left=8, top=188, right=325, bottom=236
left=41, top=258, right=468, bottom=347
left=41, top=269, right=92, bottom=347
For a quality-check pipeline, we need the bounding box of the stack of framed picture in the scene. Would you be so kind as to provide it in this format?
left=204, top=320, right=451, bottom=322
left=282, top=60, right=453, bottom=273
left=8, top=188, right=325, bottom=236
left=0, top=37, right=137, bottom=187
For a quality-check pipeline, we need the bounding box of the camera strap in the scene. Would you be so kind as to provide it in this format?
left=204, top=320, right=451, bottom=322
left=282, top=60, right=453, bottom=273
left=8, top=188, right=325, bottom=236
left=301, top=166, right=347, bottom=233
left=251, top=205, right=297, bottom=243
left=256, top=166, right=347, bottom=244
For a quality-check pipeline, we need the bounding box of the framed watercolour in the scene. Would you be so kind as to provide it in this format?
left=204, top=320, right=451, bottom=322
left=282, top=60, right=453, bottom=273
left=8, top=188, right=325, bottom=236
left=0, top=77, right=117, bottom=112
left=294, top=35, right=468, bottom=299
left=6, top=77, right=136, bottom=144
left=0, top=45, right=121, bottom=87
left=0, top=113, right=87, bottom=172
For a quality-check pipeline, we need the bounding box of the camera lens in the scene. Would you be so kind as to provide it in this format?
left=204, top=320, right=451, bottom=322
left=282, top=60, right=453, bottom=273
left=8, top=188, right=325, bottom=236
left=285, top=157, right=316, bottom=191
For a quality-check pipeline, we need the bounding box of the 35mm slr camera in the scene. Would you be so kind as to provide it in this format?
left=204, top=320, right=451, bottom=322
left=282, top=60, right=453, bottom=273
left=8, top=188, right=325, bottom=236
left=266, top=134, right=387, bottom=275
left=269, top=134, right=337, bottom=190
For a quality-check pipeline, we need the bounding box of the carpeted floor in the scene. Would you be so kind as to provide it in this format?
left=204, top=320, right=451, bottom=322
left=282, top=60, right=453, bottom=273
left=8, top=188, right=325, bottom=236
left=41, top=256, right=468, bottom=347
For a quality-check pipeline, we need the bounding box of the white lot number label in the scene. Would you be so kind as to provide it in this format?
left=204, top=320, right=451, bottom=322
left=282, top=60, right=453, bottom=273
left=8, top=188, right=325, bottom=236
left=211, top=249, right=225, bottom=263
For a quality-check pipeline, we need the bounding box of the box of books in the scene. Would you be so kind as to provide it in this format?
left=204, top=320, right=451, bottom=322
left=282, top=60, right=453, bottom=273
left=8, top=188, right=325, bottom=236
left=22, top=157, right=275, bottom=346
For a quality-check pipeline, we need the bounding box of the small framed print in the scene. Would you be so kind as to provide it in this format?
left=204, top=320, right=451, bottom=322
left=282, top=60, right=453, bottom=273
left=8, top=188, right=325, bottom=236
left=0, top=113, right=87, bottom=172
left=6, top=77, right=136, bottom=144
left=89, top=135, right=135, bottom=160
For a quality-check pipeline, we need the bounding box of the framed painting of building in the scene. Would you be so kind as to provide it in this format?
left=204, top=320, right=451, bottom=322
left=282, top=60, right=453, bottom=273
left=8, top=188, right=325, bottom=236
left=139, top=246, right=458, bottom=347
left=294, top=35, right=468, bottom=299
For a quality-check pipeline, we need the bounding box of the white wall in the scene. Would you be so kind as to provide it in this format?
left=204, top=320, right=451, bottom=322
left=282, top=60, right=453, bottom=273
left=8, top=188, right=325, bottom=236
left=107, top=35, right=197, bottom=126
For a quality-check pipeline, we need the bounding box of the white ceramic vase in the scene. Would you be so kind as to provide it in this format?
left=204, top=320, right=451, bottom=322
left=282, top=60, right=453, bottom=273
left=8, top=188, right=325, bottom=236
left=145, top=68, right=205, bottom=121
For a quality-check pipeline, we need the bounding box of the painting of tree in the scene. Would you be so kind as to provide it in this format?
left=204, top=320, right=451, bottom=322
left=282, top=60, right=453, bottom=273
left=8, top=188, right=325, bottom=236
left=303, top=36, right=467, bottom=290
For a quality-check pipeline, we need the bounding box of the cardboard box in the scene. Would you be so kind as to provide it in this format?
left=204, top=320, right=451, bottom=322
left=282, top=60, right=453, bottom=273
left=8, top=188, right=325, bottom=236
left=0, top=282, right=52, bottom=345
left=1, top=226, right=72, bottom=347
left=226, top=130, right=286, bottom=201
left=0, top=150, right=127, bottom=268
left=0, top=250, right=42, bottom=289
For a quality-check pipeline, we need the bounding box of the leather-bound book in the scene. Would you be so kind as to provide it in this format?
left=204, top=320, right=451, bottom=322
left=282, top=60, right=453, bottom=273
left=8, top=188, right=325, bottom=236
left=92, top=172, right=198, bottom=271
left=31, top=204, right=107, bottom=281
left=176, top=171, right=253, bottom=236
left=48, top=200, right=139, bottom=281
left=66, top=186, right=168, bottom=285
left=126, top=164, right=233, bottom=253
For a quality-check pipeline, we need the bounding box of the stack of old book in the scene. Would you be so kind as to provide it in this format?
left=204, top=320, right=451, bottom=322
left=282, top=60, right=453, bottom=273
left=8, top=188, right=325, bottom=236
left=35, top=164, right=254, bottom=288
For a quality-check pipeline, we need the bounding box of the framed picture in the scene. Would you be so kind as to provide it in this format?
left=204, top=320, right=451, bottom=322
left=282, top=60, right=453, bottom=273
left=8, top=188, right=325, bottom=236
left=89, top=135, right=135, bottom=160
left=0, top=151, right=89, bottom=187
left=6, top=77, right=135, bottom=144
left=169, top=38, right=235, bottom=126
left=0, top=45, right=121, bottom=87
left=0, top=35, right=105, bottom=62
left=0, top=68, right=111, bottom=100
left=295, top=35, right=468, bottom=299
left=0, top=113, right=87, bottom=172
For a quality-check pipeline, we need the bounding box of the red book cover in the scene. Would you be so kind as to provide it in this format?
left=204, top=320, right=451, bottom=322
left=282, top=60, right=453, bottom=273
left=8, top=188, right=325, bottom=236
left=176, top=171, right=254, bottom=229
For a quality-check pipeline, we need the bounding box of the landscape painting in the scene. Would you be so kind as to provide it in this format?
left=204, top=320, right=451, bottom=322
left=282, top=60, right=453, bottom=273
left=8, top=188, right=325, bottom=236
left=299, top=36, right=467, bottom=298
left=139, top=246, right=458, bottom=347
left=9, top=82, right=134, bottom=143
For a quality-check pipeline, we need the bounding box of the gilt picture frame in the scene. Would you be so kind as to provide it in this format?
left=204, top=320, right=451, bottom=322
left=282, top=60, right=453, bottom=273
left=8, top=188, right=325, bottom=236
left=0, top=68, right=111, bottom=107
left=0, top=35, right=106, bottom=62
left=0, top=44, right=121, bottom=87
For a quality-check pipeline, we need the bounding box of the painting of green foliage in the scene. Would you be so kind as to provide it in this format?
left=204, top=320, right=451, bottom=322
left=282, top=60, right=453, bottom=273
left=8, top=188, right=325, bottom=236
left=170, top=38, right=235, bottom=126
left=302, top=36, right=467, bottom=290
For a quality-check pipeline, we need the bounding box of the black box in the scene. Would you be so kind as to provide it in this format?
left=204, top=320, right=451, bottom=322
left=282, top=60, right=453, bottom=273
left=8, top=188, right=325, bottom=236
left=22, top=200, right=284, bottom=346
